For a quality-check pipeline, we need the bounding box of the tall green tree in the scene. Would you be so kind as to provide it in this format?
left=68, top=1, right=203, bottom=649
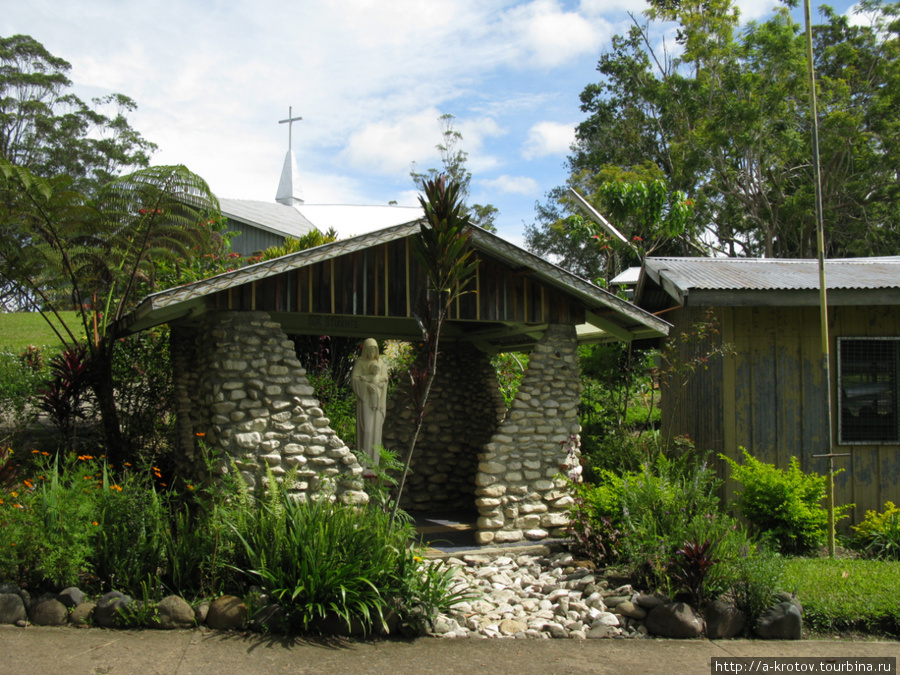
left=0, top=157, right=219, bottom=461
left=0, top=34, right=156, bottom=194
left=530, top=0, right=900, bottom=263
left=411, top=113, right=499, bottom=232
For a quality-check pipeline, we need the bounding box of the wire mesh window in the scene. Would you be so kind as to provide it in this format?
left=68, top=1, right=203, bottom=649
left=838, top=338, right=900, bottom=444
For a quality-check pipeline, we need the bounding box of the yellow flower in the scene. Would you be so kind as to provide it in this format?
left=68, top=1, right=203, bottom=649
left=10, top=491, right=17, bottom=498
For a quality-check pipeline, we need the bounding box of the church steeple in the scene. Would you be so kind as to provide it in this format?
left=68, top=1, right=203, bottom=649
left=276, top=107, right=304, bottom=206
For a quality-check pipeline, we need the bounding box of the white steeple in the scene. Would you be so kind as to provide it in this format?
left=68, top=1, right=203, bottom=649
left=276, top=107, right=304, bottom=206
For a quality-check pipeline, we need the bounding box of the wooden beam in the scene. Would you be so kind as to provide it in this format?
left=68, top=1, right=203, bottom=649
left=330, top=259, right=335, bottom=314
left=405, top=237, right=411, bottom=318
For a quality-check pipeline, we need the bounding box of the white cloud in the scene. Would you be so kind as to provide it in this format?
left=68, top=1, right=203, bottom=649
left=480, top=174, right=540, bottom=195
left=340, top=107, right=446, bottom=176
left=499, top=0, right=608, bottom=68
left=522, top=121, right=575, bottom=159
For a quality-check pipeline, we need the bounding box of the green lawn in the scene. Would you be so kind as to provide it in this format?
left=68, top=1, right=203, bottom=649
left=783, top=557, right=900, bottom=634
left=0, top=311, right=82, bottom=354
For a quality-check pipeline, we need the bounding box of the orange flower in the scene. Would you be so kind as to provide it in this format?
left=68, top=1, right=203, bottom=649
left=23, top=479, right=33, bottom=489
left=31, top=449, right=40, bottom=454
left=195, top=432, right=206, bottom=438
left=187, top=485, right=195, bottom=490
left=110, top=484, right=122, bottom=492
left=92, top=521, right=99, bottom=526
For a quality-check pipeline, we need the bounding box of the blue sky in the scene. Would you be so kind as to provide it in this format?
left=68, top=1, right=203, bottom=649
left=3, top=0, right=859, bottom=245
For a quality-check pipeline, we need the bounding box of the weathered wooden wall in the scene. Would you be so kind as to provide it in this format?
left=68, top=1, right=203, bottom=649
left=662, top=304, right=900, bottom=525
left=207, top=237, right=585, bottom=326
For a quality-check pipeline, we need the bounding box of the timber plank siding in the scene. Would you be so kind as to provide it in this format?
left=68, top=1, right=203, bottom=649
left=662, top=304, right=900, bottom=526
left=209, top=239, right=585, bottom=326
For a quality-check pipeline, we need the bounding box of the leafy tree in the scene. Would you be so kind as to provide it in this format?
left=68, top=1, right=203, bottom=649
left=530, top=0, right=900, bottom=262
left=411, top=113, right=499, bottom=232
left=0, top=158, right=219, bottom=462
left=0, top=34, right=157, bottom=195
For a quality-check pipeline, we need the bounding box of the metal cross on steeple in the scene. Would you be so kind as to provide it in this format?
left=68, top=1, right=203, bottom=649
left=279, top=106, right=303, bottom=149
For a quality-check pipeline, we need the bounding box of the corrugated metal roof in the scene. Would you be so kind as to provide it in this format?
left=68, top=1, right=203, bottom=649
left=220, top=199, right=421, bottom=241
left=645, top=257, right=900, bottom=292
left=220, top=198, right=316, bottom=239
left=297, top=204, right=421, bottom=237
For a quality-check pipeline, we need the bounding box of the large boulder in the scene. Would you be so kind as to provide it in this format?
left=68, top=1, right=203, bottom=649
left=206, top=595, right=247, bottom=631
left=754, top=597, right=803, bottom=640
left=69, top=601, right=96, bottom=626
left=645, top=602, right=704, bottom=639
left=29, top=596, right=68, bottom=626
left=0, top=593, right=27, bottom=624
left=156, top=595, right=195, bottom=629
left=94, top=591, right=133, bottom=628
left=705, top=599, right=746, bottom=639
left=58, top=587, right=87, bottom=608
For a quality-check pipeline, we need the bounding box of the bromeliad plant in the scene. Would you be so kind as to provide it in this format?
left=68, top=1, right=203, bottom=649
left=390, top=175, right=479, bottom=525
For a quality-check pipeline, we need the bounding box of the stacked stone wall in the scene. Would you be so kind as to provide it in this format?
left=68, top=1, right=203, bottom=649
left=170, top=311, right=366, bottom=504
left=383, top=343, right=506, bottom=512
left=474, top=324, right=582, bottom=544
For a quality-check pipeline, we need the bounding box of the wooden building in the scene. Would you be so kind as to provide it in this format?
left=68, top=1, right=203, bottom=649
left=119, top=221, right=669, bottom=542
left=634, top=257, right=900, bottom=524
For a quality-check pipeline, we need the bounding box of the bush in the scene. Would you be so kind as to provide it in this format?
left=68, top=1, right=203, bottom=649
left=570, top=446, right=746, bottom=594
left=853, top=502, right=900, bottom=560
left=0, top=348, right=45, bottom=428
left=722, top=449, right=842, bottom=555
left=228, top=471, right=441, bottom=634
left=111, top=329, right=177, bottom=463
left=728, top=545, right=786, bottom=624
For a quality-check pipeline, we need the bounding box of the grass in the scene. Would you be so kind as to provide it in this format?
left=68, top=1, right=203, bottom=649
left=0, top=311, right=83, bottom=353
left=782, top=557, right=900, bottom=634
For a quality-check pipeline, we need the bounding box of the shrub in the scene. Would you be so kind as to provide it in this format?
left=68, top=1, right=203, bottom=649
left=228, top=473, right=431, bottom=633
left=0, top=349, right=45, bottom=428
left=111, top=329, right=177, bottom=463
left=0, top=451, right=103, bottom=589
left=722, top=449, right=842, bottom=555
left=853, top=502, right=900, bottom=560
left=728, top=545, right=786, bottom=624
left=491, top=351, right=528, bottom=408
left=570, top=446, right=743, bottom=593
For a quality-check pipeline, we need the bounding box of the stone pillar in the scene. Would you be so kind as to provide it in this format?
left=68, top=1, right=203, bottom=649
left=171, top=311, right=367, bottom=505
left=383, top=343, right=506, bottom=512
left=475, top=324, right=582, bottom=544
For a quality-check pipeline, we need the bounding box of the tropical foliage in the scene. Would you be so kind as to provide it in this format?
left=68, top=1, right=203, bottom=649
left=528, top=0, right=900, bottom=272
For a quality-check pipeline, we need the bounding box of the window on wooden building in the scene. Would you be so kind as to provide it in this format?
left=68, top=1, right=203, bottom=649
left=838, top=337, right=900, bottom=444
